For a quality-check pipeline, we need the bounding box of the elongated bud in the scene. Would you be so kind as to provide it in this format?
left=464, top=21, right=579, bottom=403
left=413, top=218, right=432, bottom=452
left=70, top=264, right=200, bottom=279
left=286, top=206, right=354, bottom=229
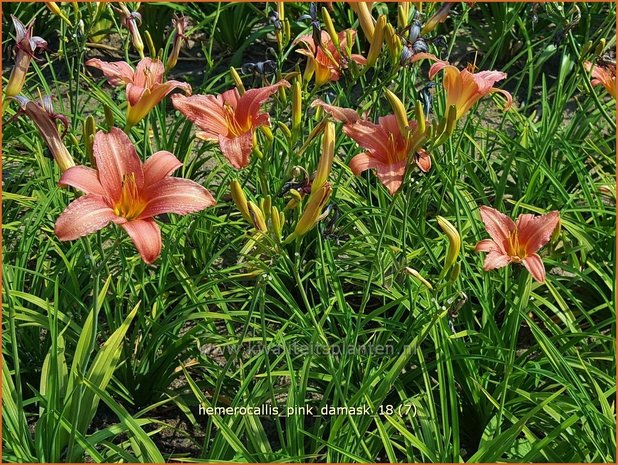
left=230, top=180, right=253, bottom=224
left=313, top=121, right=335, bottom=192
left=248, top=201, right=268, bottom=232
left=83, top=115, right=96, bottom=165
left=422, top=3, right=454, bottom=35
left=366, top=15, right=386, bottom=67
left=260, top=126, right=274, bottom=146
left=144, top=30, right=156, bottom=59
left=292, top=79, right=302, bottom=133
left=397, top=5, right=409, bottom=30
left=271, top=206, right=282, bottom=239
left=288, top=183, right=332, bottom=240
left=322, top=7, right=339, bottom=48
left=384, top=23, right=402, bottom=62
left=352, top=2, right=375, bottom=42
left=230, top=67, right=245, bottom=95
left=262, top=196, right=272, bottom=221
left=277, top=121, right=292, bottom=140
left=437, top=216, right=461, bottom=279
left=47, top=2, right=73, bottom=27
left=297, top=119, right=327, bottom=159
left=384, top=89, right=409, bottom=137
left=404, top=267, right=433, bottom=290
left=104, top=105, right=115, bottom=129
left=283, top=19, right=291, bottom=45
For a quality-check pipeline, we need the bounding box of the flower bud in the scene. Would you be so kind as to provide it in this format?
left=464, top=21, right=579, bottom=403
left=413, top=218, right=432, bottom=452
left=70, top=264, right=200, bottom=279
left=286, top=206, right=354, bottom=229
left=322, top=7, right=339, bottom=48
left=351, top=2, right=375, bottom=42
left=397, top=4, right=409, bottom=30
left=384, top=23, right=402, bottom=63
left=384, top=89, right=410, bottom=138
left=230, top=179, right=252, bottom=224
left=292, top=79, right=302, bottom=133
left=47, top=2, right=73, bottom=27
left=288, top=183, right=332, bottom=240
left=437, top=215, right=461, bottom=279
left=230, top=67, right=246, bottom=96
left=313, top=121, right=335, bottom=192
left=422, top=3, right=454, bottom=35
left=248, top=201, right=268, bottom=232
left=404, top=267, right=433, bottom=290
left=366, top=15, right=386, bottom=68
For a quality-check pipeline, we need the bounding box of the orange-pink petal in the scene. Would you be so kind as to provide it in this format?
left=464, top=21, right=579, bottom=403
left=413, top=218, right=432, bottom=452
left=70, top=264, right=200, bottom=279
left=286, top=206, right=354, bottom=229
left=172, top=93, right=230, bottom=138
left=218, top=131, right=254, bottom=169
left=343, top=121, right=391, bottom=162
left=235, top=80, right=290, bottom=128
left=475, top=238, right=498, bottom=252
left=139, top=177, right=216, bottom=218
left=311, top=99, right=360, bottom=124
left=523, top=253, right=546, bottom=283
left=120, top=218, right=162, bottom=264
left=483, top=250, right=511, bottom=271
left=350, top=153, right=406, bottom=195
left=479, top=206, right=515, bottom=254
left=55, top=194, right=120, bottom=240
left=516, top=210, right=560, bottom=255
left=86, top=58, right=134, bottom=87
left=58, top=166, right=106, bottom=196
left=93, top=127, right=144, bottom=199
left=143, top=151, right=183, bottom=187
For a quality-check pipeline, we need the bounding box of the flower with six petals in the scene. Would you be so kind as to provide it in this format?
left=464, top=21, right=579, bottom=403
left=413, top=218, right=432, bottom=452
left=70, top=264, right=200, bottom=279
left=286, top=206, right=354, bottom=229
left=313, top=99, right=430, bottom=195
left=86, top=57, right=192, bottom=127
left=172, top=80, right=290, bottom=169
left=55, top=128, right=215, bottom=264
left=475, top=206, right=560, bottom=283
left=296, top=30, right=367, bottom=86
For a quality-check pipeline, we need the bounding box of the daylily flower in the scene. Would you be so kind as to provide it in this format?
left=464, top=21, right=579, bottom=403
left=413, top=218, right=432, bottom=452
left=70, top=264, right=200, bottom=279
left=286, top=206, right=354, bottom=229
left=86, top=57, right=192, bottom=127
left=475, top=206, right=560, bottom=283
left=166, top=15, right=190, bottom=70
left=55, top=127, right=215, bottom=264
left=171, top=80, right=290, bottom=169
left=584, top=61, right=616, bottom=98
left=296, top=30, right=367, bottom=86
left=415, top=53, right=512, bottom=121
left=313, top=100, right=430, bottom=195
left=5, top=15, right=47, bottom=97
left=13, top=95, right=74, bottom=172
left=116, top=3, right=144, bottom=58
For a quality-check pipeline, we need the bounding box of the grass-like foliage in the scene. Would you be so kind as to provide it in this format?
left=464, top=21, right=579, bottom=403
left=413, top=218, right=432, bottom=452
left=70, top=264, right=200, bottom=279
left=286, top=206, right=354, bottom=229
left=2, top=2, right=616, bottom=463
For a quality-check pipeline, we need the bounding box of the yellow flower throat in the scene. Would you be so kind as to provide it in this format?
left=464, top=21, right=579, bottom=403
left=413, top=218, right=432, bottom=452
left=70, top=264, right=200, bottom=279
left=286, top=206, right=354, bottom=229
left=114, top=173, right=146, bottom=220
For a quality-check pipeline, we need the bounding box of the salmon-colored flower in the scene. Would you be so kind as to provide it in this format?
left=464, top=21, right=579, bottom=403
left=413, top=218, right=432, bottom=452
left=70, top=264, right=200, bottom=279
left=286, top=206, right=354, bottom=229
left=313, top=100, right=430, bottom=195
left=475, top=206, right=560, bottom=283
left=13, top=95, right=75, bottom=172
left=5, top=15, right=47, bottom=97
left=584, top=61, right=616, bottom=98
left=86, top=57, right=191, bottom=127
left=55, top=128, right=215, bottom=264
left=296, top=30, right=367, bottom=86
left=415, top=53, right=512, bottom=120
left=172, top=80, right=290, bottom=169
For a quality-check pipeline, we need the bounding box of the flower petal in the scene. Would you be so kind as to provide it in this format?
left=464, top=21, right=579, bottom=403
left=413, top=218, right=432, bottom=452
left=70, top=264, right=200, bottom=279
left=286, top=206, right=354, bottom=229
left=86, top=58, right=134, bottom=87
left=523, top=253, right=546, bottom=283
left=93, top=127, right=144, bottom=199
left=58, top=166, right=106, bottom=196
left=55, top=195, right=118, bottom=240
left=127, top=79, right=192, bottom=126
left=475, top=239, right=498, bottom=252
left=139, top=177, right=216, bottom=218
left=343, top=121, right=391, bottom=162
left=218, top=131, right=254, bottom=169
left=132, top=58, right=165, bottom=93
left=120, top=218, right=162, bottom=264
left=350, top=153, right=406, bottom=195
left=479, top=206, right=515, bottom=254
left=235, top=80, right=290, bottom=128
left=311, top=99, right=360, bottom=124
left=516, top=211, right=560, bottom=255
left=172, top=93, right=230, bottom=138
left=415, top=149, right=432, bottom=172
left=483, top=250, right=511, bottom=271
left=143, top=151, right=183, bottom=186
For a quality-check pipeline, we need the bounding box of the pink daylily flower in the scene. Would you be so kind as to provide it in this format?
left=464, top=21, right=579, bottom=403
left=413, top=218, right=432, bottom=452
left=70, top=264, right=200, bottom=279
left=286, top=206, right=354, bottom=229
left=55, top=128, right=215, bottom=264
left=296, top=30, right=367, bottom=86
left=413, top=53, right=512, bottom=120
left=584, top=61, right=616, bottom=98
left=475, top=206, right=560, bottom=283
left=86, top=57, right=191, bottom=126
left=171, top=80, right=290, bottom=169
left=313, top=99, right=430, bottom=195
left=6, top=15, right=47, bottom=97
